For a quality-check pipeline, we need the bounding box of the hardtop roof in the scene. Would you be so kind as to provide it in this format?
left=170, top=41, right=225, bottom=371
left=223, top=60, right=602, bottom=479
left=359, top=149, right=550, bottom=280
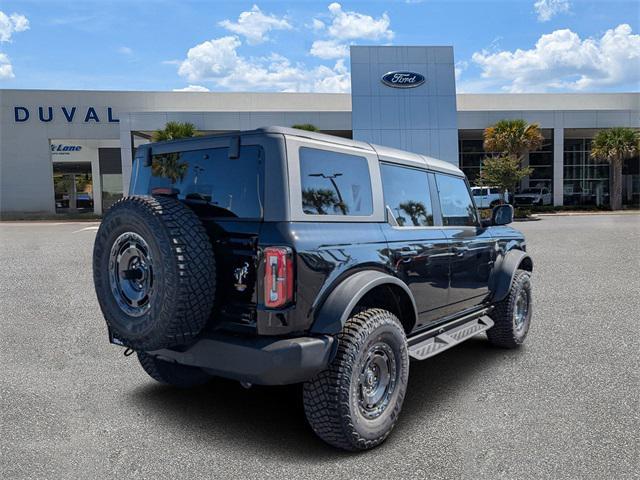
left=143, top=126, right=463, bottom=177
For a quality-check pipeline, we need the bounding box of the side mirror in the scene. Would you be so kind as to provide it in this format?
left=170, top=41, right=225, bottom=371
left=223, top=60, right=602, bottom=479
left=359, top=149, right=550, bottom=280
left=492, top=204, right=514, bottom=226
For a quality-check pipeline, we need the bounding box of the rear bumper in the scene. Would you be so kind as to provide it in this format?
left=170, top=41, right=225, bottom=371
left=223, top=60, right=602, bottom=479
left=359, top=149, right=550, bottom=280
left=147, top=333, right=335, bottom=385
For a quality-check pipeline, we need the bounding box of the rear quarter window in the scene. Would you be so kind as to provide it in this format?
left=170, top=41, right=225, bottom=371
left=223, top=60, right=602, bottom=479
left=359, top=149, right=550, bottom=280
left=299, top=147, right=373, bottom=216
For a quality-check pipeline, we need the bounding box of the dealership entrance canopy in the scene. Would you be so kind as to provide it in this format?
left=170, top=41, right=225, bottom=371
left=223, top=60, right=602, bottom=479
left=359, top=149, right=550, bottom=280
left=1, top=46, right=638, bottom=216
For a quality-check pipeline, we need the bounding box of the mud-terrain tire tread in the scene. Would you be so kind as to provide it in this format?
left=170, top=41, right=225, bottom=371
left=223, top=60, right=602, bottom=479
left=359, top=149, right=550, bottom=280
left=487, top=269, right=532, bottom=348
left=137, top=351, right=210, bottom=388
left=303, top=308, right=408, bottom=451
left=93, top=195, right=215, bottom=350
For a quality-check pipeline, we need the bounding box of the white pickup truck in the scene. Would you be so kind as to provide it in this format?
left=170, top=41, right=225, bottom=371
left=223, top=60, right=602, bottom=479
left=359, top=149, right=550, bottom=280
left=514, top=187, right=552, bottom=206
left=471, top=186, right=506, bottom=208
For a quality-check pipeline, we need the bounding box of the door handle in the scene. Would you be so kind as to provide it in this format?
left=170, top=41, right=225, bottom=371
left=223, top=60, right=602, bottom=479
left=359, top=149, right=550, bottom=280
left=399, top=248, right=418, bottom=257
left=453, top=246, right=468, bottom=256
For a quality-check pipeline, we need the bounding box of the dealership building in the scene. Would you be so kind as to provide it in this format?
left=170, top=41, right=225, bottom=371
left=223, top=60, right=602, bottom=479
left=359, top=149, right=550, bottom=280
left=1, top=45, right=638, bottom=216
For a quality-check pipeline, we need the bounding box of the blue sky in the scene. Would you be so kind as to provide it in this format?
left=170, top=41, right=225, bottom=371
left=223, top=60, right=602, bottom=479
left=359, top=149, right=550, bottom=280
left=0, top=0, right=638, bottom=93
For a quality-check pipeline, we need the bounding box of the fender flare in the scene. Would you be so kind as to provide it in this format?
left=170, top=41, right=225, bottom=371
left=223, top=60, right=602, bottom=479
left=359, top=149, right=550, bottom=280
left=489, top=249, right=533, bottom=303
left=310, top=270, right=418, bottom=335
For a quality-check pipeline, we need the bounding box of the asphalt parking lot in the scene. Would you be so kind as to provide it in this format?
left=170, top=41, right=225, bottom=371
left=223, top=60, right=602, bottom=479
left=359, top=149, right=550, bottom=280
left=1, top=214, right=638, bottom=479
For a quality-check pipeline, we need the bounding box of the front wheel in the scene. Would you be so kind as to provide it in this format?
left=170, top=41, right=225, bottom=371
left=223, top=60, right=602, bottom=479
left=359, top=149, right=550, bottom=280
left=303, top=308, right=409, bottom=451
left=487, top=269, right=532, bottom=348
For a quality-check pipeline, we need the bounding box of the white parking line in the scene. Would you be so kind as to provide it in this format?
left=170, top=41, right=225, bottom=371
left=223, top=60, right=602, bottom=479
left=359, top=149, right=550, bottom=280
left=0, top=222, right=100, bottom=227
left=72, top=226, right=100, bottom=233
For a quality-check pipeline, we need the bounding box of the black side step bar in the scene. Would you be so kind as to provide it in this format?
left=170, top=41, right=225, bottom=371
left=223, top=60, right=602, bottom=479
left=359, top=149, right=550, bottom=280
left=408, top=308, right=494, bottom=361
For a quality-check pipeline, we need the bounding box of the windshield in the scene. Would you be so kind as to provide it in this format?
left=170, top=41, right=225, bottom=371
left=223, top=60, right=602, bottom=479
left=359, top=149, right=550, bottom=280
left=520, top=188, right=540, bottom=194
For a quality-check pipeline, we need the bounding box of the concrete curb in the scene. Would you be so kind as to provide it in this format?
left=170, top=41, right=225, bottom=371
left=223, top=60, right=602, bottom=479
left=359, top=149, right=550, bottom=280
left=535, top=211, right=640, bottom=217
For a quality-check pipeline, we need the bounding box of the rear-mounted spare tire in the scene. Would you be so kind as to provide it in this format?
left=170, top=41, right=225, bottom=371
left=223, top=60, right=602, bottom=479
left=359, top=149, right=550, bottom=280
left=93, top=195, right=216, bottom=351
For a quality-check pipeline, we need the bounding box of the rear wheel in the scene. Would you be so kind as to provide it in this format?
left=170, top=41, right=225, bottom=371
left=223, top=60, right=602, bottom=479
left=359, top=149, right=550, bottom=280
left=303, top=308, right=409, bottom=451
left=487, top=269, right=532, bottom=348
left=137, top=351, right=211, bottom=388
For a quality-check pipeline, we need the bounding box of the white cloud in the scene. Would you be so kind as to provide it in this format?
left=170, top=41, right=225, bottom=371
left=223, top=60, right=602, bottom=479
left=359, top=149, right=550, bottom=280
left=471, top=24, right=640, bottom=92
left=118, top=46, right=133, bottom=55
left=310, top=39, right=349, bottom=59
left=534, top=0, right=570, bottom=22
left=311, top=18, right=325, bottom=31
left=324, top=3, right=393, bottom=41
left=308, top=3, right=393, bottom=59
left=0, top=11, right=29, bottom=42
left=219, top=4, right=291, bottom=45
left=177, top=35, right=350, bottom=92
left=178, top=36, right=243, bottom=82
left=0, top=52, right=14, bottom=79
left=173, top=85, right=210, bottom=92
left=311, top=59, right=351, bottom=93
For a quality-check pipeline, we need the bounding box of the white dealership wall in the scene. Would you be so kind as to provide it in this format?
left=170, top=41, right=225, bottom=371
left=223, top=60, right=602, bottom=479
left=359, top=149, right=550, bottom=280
left=0, top=90, right=350, bottom=214
left=0, top=44, right=638, bottom=215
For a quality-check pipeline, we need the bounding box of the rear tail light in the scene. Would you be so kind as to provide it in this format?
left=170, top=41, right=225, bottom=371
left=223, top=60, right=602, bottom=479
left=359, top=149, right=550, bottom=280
left=264, top=247, right=294, bottom=308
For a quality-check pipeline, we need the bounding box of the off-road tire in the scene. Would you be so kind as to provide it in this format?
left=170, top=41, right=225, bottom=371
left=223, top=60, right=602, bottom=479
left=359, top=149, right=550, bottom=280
left=487, top=269, right=532, bottom=348
left=93, top=195, right=215, bottom=351
left=303, top=308, right=409, bottom=451
left=137, top=351, right=211, bottom=388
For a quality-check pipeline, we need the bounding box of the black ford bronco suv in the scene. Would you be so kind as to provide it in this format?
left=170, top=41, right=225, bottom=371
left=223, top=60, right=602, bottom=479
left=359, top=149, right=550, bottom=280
left=93, top=127, right=533, bottom=451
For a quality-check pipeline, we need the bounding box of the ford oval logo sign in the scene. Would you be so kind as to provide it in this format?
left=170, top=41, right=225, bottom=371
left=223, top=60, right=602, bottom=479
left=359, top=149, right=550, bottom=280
left=381, top=71, right=425, bottom=88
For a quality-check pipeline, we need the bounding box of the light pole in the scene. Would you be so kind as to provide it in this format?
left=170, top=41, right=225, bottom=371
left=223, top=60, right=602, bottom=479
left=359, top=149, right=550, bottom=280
left=309, top=172, right=346, bottom=214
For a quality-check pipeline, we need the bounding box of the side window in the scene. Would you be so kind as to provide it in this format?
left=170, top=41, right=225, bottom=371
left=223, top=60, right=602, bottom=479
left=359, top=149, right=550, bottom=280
left=435, top=174, right=478, bottom=227
left=490, top=188, right=500, bottom=195
left=299, top=147, right=373, bottom=216
left=380, top=163, right=433, bottom=227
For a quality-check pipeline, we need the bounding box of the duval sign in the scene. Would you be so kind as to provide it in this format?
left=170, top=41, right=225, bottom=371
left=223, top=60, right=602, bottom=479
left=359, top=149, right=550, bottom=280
left=14, top=106, right=119, bottom=123
left=381, top=71, right=425, bottom=88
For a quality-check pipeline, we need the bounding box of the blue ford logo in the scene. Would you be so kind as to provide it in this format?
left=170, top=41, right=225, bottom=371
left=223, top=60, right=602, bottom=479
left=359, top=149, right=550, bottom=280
left=381, top=71, right=425, bottom=88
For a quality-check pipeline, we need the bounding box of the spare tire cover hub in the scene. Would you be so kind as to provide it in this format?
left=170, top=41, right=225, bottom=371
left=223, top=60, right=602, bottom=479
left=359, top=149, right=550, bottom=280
left=109, top=232, right=154, bottom=317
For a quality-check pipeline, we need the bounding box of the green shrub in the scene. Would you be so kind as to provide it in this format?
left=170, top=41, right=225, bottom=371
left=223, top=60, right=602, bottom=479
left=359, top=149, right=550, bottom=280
left=478, top=208, right=493, bottom=220
left=514, top=207, right=532, bottom=218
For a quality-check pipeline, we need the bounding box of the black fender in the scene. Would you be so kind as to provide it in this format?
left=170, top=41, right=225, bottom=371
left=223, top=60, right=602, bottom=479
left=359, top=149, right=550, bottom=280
left=489, top=249, right=533, bottom=303
left=310, top=270, right=418, bottom=335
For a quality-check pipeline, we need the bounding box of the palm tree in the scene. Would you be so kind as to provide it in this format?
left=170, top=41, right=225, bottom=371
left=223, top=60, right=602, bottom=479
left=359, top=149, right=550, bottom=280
left=292, top=123, right=319, bottom=132
left=483, top=119, right=544, bottom=159
left=590, top=127, right=640, bottom=210
left=302, top=188, right=341, bottom=215
left=151, top=153, right=188, bottom=184
left=150, top=122, right=198, bottom=185
left=152, top=121, right=198, bottom=142
left=481, top=119, right=544, bottom=202
left=399, top=201, right=428, bottom=226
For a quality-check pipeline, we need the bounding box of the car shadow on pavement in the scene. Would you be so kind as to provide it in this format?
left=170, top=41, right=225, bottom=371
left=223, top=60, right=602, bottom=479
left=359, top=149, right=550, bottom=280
left=129, top=337, right=518, bottom=459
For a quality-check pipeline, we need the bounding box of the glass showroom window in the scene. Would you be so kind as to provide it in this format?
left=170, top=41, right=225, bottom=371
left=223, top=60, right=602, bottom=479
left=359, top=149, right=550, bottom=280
left=528, top=132, right=554, bottom=191
left=459, top=137, right=485, bottom=185
left=563, top=138, right=610, bottom=206
left=459, top=130, right=554, bottom=191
